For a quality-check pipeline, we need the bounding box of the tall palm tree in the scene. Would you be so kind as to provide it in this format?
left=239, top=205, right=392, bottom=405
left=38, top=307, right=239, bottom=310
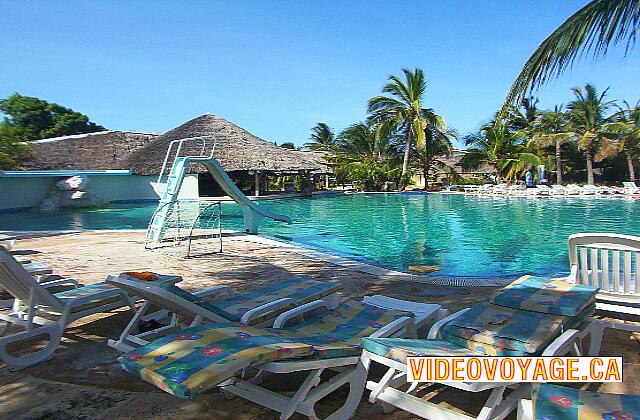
left=567, top=83, right=615, bottom=185
left=532, top=106, right=574, bottom=184
left=602, top=100, right=640, bottom=181
left=304, top=123, right=336, bottom=151
left=368, top=68, right=428, bottom=180
left=501, top=0, right=640, bottom=114
left=412, top=111, right=458, bottom=188
left=462, top=122, right=540, bottom=183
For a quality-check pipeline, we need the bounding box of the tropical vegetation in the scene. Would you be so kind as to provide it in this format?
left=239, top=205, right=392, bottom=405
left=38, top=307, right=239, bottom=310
left=0, top=93, right=105, bottom=169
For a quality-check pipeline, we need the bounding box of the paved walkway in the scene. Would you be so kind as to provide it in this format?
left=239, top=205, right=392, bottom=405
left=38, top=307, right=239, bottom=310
left=1, top=231, right=638, bottom=419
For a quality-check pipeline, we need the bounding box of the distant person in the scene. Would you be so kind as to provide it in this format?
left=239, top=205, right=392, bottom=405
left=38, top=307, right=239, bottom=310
left=525, top=169, right=534, bottom=188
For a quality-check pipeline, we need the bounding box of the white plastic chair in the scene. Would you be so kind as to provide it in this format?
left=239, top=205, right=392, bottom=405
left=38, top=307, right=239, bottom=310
left=623, top=181, right=639, bottom=195
left=0, top=249, right=136, bottom=370
left=567, top=233, right=640, bottom=345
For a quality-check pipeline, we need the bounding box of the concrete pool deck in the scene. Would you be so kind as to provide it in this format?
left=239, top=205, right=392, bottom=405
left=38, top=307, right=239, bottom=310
left=1, top=230, right=639, bottom=419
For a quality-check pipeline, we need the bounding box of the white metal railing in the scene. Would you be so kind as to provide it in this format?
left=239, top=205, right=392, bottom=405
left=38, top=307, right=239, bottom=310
left=157, top=135, right=218, bottom=183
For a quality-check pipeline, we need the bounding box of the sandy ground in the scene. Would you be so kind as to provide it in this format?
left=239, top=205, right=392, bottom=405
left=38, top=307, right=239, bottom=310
left=1, top=231, right=639, bottom=420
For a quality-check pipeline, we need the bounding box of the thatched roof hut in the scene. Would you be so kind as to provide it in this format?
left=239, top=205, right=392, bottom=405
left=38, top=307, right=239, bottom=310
left=127, top=114, right=331, bottom=175
left=24, top=130, right=160, bottom=171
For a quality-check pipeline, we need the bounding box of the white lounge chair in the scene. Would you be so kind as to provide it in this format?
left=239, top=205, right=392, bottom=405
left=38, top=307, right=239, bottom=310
left=533, top=185, right=551, bottom=196
left=623, top=181, right=639, bottom=195
left=580, top=184, right=599, bottom=195
left=508, top=184, right=527, bottom=196
left=517, top=384, right=640, bottom=420
left=119, top=298, right=446, bottom=419
left=549, top=184, right=567, bottom=196
left=492, top=184, right=508, bottom=195
left=359, top=276, right=600, bottom=420
left=477, top=184, right=494, bottom=195
left=360, top=309, right=595, bottom=420
left=567, top=233, right=640, bottom=348
left=565, top=184, right=583, bottom=195
left=0, top=249, right=137, bottom=370
left=463, top=185, right=480, bottom=194
left=106, top=275, right=346, bottom=352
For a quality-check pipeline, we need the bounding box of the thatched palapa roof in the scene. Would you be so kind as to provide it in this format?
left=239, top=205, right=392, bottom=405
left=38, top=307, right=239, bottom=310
left=24, top=131, right=160, bottom=171
left=127, top=114, right=331, bottom=175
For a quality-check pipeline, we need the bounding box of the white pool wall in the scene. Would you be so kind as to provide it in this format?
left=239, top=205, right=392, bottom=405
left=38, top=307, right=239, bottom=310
left=0, top=174, right=199, bottom=211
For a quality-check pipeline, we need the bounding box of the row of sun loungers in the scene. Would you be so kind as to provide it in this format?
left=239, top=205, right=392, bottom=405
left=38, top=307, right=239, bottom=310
left=464, top=182, right=640, bottom=197
left=1, top=234, right=640, bottom=419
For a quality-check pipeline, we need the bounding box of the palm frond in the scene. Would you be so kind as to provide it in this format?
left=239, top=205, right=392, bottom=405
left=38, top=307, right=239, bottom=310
left=500, top=0, right=640, bottom=115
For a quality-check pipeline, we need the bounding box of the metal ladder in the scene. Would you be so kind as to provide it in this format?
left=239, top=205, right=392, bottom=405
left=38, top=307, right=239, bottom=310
left=147, top=136, right=217, bottom=242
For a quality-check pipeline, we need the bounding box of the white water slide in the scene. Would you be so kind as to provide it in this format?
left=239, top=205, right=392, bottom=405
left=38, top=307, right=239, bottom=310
left=147, top=136, right=290, bottom=242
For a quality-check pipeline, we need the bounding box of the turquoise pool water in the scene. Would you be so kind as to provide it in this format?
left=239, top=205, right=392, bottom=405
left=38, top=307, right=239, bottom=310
left=2, top=194, right=639, bottom=277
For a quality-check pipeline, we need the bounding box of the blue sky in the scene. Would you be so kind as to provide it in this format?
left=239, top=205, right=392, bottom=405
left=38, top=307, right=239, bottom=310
left=1, top=1, right=638, bottom=148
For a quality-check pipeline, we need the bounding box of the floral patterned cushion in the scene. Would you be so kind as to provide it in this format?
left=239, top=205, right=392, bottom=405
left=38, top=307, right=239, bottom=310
left=120, top=301, right=412, bottom=399
left=212, top=278, right=342, bottom=323
left=490, top=275, right=598, bottom=316
left=279, top=301, right=413, bottom=359
left=533, top=383, right=640, bottom=420
left=441, top=302, right=593, bottom=355
left=159, top=277, right=341, bottom=325
left=120, top=324, right=312, bottom=399
left=361, top=337, right=482, bottom=363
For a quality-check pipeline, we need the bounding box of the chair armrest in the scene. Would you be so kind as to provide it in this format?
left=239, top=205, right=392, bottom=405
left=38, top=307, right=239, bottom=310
left=427, top=308, right=470, bottom=339
left=192, top=285, right=235, bottom=300
left=517, top=399, right=534, bottom=420
left=566, top=265, right=578, bottom=283
left=63, top=288, right=126, bottom=306
left=240, top=298, right=294, bottom=325
left=272, top=299, right=333, bottom=328
left=370, top=316, right=414, bottom=338
left=40, top=278, right=79, bottom=288
left=541, top=329, right=581, bottom=356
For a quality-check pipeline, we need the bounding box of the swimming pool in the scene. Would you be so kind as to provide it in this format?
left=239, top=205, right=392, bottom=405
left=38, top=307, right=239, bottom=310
left=2, top=193, right=639, bottom=277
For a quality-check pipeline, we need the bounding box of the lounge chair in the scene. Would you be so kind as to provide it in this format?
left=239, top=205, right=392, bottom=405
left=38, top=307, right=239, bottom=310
left=0, top=234, right=15, bottom=251
left=508, top=184, right=527, bottom=196
left=477, top=184, right=494, bottom=195
left=623, top=181, right=639, bottom=195
left=567, top=233, right=640, bottom=351
left=119, top=298, right=444, bottom=419
left=106, top=276, right=344, bottom=352
left=534, top=185, right=551, bottom=196
left=492, top=184, right=508, bottom=195
left=581, top=185, right=599, bottom=195
left=549, top=184, right=567, bottom=196
left=359, top=276, right=600, bottom=420
left=0, top=248, right=139, bottom=370
left=517, top=383, right=640, bottom=420
left=463, top=185, right=480, bottom=194
left=566, top=184, right=583, bottom=195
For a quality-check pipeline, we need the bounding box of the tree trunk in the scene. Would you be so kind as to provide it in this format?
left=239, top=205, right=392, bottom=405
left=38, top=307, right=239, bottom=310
left=555, top=139, right=563, bottom=185
left=423, top=160, right=430, bottom=189
left=626, top=149, right=636, bottom=182
left=585, top=149, right=595, bottom=185
left=401, top=124, right=412, bottom=177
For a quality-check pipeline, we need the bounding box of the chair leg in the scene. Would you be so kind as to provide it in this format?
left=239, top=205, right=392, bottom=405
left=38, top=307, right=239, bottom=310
left=0, top=324, right=63, bottom=371
left=297, top=361, right=368, bottom=420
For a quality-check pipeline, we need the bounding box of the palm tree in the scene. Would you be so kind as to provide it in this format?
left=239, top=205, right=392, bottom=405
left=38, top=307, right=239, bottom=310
left=602, top=100, right=640, bottom=181
left=532, top=106, right=574, bottom=184
left=501, top=0, right=640, bottom=114
left=335, top=122, right=401, bottom=190
left=368, top=68, right=428, bottom=180
left=567, top=83, right=615, bottom=185
left=412, top=111, right=458, bottom=188
left=462, top=122, right=540, bottom=183
left=304, top=123, right=336, bottom=151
